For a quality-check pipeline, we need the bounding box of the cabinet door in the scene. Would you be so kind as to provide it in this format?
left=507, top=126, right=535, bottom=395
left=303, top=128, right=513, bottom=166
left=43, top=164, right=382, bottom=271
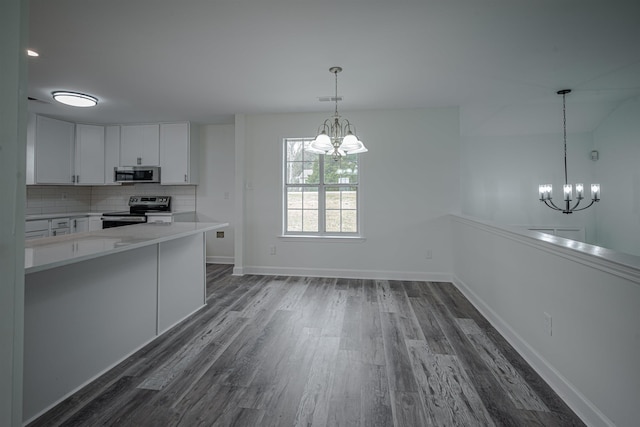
left=160, top=123, right=189, bottom=184
left=88, top=217, right=103, bottom=231
left=104, top=126, right=121, bottom=184
left=120, top=124, right=159, bottom=166
left=71, top=217, right=89, bottom=233
left=35, top=116, right=75, bottom=184
left=160, top=122, right=199, bottom=184
left=75, top=124, right=105, bottom=185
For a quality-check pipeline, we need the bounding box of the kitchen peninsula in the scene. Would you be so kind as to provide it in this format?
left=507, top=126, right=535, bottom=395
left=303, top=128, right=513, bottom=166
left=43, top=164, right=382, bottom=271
left=23, top=222, right=228, bottom=422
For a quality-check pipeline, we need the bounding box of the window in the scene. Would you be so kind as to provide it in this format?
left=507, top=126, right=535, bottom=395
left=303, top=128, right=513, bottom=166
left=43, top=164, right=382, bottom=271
left=284, top=137, right=360, bottom=236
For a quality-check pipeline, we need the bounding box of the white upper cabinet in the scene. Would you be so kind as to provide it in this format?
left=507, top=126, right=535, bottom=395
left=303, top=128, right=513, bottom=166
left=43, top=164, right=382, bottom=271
left=104, top=125, right=121, bottom=184
left=160, top=122, right=199, bottom=185
left=120, top=124, right=160, bottom=166
left=75, top=124, right=105, bottom=185
left=27, top=114, right=75, bottom=184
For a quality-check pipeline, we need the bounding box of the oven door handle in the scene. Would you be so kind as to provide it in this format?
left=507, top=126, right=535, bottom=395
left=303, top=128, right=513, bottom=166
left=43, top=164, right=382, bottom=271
left=100, top=216, right=146, bottom=222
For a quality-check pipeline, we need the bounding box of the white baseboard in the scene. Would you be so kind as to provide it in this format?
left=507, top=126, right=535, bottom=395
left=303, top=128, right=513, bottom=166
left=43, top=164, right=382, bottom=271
left=452, top=275, right=614, bottom=427
left=232, top=266, right=244, bottom=276
left=241, top=265, right=453, bottom=282
left=206, top=256, right=234, bottom=264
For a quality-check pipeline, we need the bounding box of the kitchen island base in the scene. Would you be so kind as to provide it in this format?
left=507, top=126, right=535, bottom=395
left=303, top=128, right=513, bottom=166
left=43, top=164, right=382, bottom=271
left=23, top=224, right=224, bottom=422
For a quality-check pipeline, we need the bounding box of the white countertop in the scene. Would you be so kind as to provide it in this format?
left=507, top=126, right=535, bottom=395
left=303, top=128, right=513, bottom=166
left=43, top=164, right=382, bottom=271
left=25, top=211, right=196, bottom=220
left=25, top=221, right=228, bottom=274
left=26, top=212, right=105, bottom=221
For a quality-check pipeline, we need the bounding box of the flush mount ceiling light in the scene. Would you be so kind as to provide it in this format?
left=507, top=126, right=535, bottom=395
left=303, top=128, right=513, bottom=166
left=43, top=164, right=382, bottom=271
left=538, top=89, right=600, bottom=214
left=306, top=67, right=368, bottom=161
left=27, top=49, right=39, bottom=57
left=52, top=91, right=98, bottom=107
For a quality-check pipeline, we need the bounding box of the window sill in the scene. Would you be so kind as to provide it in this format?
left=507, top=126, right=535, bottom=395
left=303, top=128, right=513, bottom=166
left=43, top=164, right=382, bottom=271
left=279, top=235, right=366, bottom=243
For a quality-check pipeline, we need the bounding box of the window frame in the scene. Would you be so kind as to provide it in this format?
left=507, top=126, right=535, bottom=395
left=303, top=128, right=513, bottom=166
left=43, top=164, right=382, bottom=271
left=282, top=137, right=363, bottom=238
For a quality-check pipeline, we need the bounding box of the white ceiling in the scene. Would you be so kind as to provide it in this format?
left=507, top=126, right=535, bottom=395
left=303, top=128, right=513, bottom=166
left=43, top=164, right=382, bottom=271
left=27, top=0, right=640, bottom=136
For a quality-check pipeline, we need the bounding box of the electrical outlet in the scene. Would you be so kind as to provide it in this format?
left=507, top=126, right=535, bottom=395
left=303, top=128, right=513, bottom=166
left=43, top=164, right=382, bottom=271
left=269, top=245, right=276, bottom=255
left=544, top=312, right=552, bottom=336
left=425, top=249, right=432, bottom=259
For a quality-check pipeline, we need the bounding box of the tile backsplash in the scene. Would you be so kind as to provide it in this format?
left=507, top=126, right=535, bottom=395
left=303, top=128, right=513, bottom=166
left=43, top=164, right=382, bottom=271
left=26, top=186, right=92, bottom=215
left=26, top=184, right=196, bottom=215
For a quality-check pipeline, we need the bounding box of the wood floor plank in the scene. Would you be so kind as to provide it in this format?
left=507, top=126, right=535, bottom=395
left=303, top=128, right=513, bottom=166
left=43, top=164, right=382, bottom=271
left=361, top=363, right=394, bottom=427
left=293, top=337, right=341, bottom=427
left=138, top=310, right=245, bottom=391
left=275, top=276, right=311, bottom=311
left=456, top=318, right=550, bottom=412
left=339, top=295, right=362, bottom=350
left=360, top=281, right=386, bottom=366
left=424, top=282, right=534, bottom=426
left=406, top=339, right=495, bottom=426
left=409, top=296, right=454, bottom=355
left=325, top=349, right=362, bottom=427
left=237, top=327, right=320, bottom=412
left=380, top=312, right=419, bottom=393
left=174, top=384, right=246, bottom=426
left=378, top=280, right=425, bottom=341
left=389, top=389, right=430, bottom=427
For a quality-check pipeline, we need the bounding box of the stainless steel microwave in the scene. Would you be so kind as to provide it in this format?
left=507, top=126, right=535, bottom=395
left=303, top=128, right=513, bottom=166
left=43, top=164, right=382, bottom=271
left=114, top=166, right=160, bottom=183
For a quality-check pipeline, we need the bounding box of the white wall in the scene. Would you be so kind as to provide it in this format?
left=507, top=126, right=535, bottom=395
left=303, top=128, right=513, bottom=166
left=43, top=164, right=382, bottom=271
left=593, top=96, right=640, bottom=255
left=238, top=108, right=459, bottom=279
left=196, top=124, right=235, bottom=263
left=461, top=132, right=597, bottom=243
left=0, top=0, right=27, bottom=424
left=451, top=215, right=640, bottom=427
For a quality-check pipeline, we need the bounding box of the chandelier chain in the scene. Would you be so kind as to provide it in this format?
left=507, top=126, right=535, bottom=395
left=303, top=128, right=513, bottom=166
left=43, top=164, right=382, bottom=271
left=563, top=91, right=568, bottom=185
left=334, top=69, right=339, bottom=117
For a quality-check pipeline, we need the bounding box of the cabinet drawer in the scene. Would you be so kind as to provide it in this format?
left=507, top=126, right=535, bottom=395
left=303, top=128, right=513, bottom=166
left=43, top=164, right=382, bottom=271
left=25, top=219, right=49, bottom=233
left=51, top=218, right=70, bottom=229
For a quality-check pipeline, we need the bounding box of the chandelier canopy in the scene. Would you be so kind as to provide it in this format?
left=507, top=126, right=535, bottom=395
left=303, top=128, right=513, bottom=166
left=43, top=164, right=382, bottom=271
left=538, top=89, right=600, bottom=214
left=307, top=67, right=368, bottom=160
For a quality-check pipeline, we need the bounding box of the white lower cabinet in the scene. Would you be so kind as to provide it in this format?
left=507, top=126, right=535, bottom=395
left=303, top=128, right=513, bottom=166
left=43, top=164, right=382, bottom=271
left=71, top=217, right=89, bottom=233
left=146, top=215, right=172, bottom=224
left=89, top=216, right=103, bottom=231
left=25, top=220, right=49, bottom=240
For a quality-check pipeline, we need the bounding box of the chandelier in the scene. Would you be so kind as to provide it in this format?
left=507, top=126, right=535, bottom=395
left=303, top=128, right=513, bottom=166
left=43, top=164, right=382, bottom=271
left=307, top=67, right=368, bottom=160
left=538, top=89, right=600, bottom=214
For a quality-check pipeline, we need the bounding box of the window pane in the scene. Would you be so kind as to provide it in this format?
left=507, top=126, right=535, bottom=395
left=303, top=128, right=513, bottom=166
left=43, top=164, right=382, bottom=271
left=325, top=155, right=358, bottom=184
left=303, top=187, right=318, bottom=209
left=325, top=187, right=340, bottom=209
left=287, top=210, right=302, bottom=232
left=341, top=187, right=357, bottom=209
left=302, top=140, right=319, bottom=162
left=303, top=209, right=318, bottom=232
left=286, top=139, right=305, bottom=162
left=287, top=187, right=303, bottom=209
left=325, top=210, right=341, bottom=232
left=303, top=161, right=318, bottom=184
left=342, top=210, right=357, bottom=233
left=286, top=161, right=304, bottom=184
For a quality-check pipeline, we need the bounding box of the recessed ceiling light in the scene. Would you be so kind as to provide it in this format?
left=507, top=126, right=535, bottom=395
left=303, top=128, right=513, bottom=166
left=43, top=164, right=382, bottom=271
left=52, top=91, right=98, bottom=107
left=27, top=49, right=39, bottom=57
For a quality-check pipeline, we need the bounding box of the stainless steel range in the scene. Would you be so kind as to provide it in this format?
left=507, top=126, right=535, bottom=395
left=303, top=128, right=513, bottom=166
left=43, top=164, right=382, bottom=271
left=101, top=196, right=171, bottom=229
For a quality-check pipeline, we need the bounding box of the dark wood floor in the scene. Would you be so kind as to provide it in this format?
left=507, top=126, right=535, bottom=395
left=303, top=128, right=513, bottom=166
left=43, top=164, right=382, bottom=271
left=29, top=265, right=584, bottom=427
